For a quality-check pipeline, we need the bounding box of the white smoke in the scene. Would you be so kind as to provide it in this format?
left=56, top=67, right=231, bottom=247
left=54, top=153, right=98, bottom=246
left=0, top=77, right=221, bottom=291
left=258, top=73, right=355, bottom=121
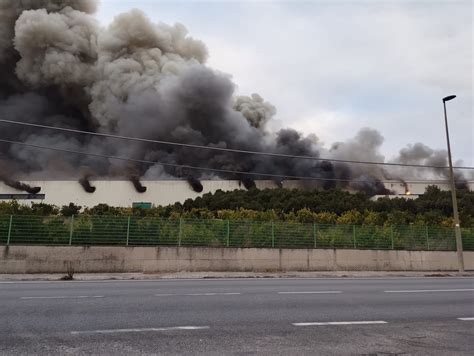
left=0, top=0, right=97, bottom=61
left=90, top=9, right=207, bottom=129
left=233, top=93, right=276, bottom=129
left=14, top=8, right=99, bottom=88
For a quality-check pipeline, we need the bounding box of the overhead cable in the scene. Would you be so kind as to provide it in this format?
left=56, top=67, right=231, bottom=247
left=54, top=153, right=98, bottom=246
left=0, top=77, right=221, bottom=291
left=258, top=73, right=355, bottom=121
left=1, top=119, right=472, bottom=170
left=0, top=138, right=457, bottom=185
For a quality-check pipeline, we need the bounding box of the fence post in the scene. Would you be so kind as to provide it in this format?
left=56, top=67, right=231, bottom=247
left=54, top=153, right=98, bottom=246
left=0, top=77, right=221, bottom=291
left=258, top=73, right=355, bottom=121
left=6, top=215, right=13, bottom=246
left=68, top=215, right=74, bottom=246
left=390, top=225, right=394, bottom=250
left=178, top=218, right=182, bottom=247
left=353, top=225, right=356, bottom=249
left=126, top=216, right=131, bottom=246
left=271, top=221, right=275, bottom=248
left=226, top=220, right=230, bottom=247
left=313, top=223, right=317, bottom=249
left=425, top=225, right=430, bottom=250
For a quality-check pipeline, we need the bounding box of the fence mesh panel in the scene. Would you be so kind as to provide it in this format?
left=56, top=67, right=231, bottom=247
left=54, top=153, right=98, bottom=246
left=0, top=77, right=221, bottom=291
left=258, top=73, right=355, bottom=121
left=72, top=216, right=128, bottom=245
left=275, top=221, right=313, bottom=249
left=181, top=219, right=227, bottom=247
left=129, top=217, right=180, bottom=246
left=354, top=225, right=393, bottom=250
left=0, top=215, right=10, bottom=244
left=0, top=214, right=472, bottom=251
left=7, top=215, right=70, bottom=245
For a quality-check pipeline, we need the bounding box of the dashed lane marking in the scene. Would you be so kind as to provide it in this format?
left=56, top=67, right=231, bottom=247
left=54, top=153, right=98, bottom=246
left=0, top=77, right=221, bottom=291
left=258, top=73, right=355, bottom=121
left=71, top=326, right=209, bottom=335
left=384, top=289, right=474, bottom=293
left=155, top=292, right=241, bottom=296
left=293, top=321, right=387, bottom=326
left=278, top=291, right=341, bottom=294
left=21, top=295, right=104, bottom=299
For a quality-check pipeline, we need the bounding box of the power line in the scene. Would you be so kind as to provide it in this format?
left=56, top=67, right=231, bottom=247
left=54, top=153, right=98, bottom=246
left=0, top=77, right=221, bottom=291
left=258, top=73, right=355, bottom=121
left=1, top=119, right=472, bottom=170
left=0, top=138, right=456, bottom=185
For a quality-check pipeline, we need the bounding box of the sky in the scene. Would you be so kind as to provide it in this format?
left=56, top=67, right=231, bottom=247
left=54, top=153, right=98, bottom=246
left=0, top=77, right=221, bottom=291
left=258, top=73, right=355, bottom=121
left=96, top=0, right=473, bottom=166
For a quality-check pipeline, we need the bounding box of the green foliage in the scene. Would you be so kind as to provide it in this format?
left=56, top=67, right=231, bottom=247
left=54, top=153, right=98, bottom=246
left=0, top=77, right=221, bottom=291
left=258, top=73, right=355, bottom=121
left=363, top=210, right=384, bottom=226
left=385, top=211, right=410, bottom=226
left=60, top=203, right=82, bottom=217
left=314, top=212, right=338, bottom=224
left=295, top=208, right=314, bottom=223
left=84, top=203, right=122, bottom=216
left=0, top=185, right=472, bottom=227
left=336, top=210, right=363, bottom=225
left=2, top=213, right=473, bottom=251
left=0, top=201, right=20, bottom=215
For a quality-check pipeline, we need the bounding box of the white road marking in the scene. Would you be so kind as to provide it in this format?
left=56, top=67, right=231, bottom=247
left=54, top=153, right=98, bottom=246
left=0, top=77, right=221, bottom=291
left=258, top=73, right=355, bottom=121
left=154, top=292, right=241, bottom=297
left=293, top=321, right=387, bottom=326
left=20, top=295, right=104, bottom=299
left=457, top=317, right=474, bottom=321
left=71, top=326, right=209, bottom=335
left=186, top=293, right=242, bottom=296
left=278, top=291, right=341, bottom=294
left=384, top=289, right=474, bottom=293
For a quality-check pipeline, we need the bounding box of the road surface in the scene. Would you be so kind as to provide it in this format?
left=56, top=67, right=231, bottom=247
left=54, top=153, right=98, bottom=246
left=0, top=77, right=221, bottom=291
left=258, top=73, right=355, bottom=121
left=1, top=277, right=473, bottom=355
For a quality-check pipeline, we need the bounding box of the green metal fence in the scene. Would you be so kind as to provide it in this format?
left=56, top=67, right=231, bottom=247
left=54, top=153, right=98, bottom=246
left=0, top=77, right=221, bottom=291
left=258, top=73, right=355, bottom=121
left=0, top=215, right=473, bottom=251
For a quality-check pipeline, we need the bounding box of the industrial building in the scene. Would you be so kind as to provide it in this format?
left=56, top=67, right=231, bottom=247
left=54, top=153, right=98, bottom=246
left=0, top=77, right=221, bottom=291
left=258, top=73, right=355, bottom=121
left=0, top=180, right=472, bottom=208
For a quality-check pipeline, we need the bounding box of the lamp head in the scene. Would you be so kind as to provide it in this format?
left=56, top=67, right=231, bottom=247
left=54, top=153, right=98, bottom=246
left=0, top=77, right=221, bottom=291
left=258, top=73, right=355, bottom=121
left=443, top=95, right=456, bottom=102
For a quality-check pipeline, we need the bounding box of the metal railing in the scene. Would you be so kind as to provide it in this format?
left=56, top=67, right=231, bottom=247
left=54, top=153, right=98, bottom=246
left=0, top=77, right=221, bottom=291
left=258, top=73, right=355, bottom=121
left=0, top=215, right=473, bottom=251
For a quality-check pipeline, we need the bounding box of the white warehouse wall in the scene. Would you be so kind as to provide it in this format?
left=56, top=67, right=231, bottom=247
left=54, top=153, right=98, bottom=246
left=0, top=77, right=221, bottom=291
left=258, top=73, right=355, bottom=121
left=0, top=180, right=275, bottom=208
left=0, top=180, right=472, bottom=208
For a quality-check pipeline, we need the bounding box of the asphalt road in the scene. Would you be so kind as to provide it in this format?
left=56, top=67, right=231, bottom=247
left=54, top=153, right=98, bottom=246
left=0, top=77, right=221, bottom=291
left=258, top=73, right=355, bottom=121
left=0, top=277, right=473, bottom=355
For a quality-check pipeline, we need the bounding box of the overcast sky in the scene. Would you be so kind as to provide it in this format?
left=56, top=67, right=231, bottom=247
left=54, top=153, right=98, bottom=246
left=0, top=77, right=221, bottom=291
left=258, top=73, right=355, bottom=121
left=96, top=0, right=473, bottom=165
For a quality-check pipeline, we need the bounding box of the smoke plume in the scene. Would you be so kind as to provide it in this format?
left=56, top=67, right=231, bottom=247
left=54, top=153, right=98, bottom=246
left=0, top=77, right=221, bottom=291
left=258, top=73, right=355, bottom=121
left=389, top=143, right=468, bottom=189
left=240, top=177, right=256, bottom=190
left=187, top=176, right=203, bottom=193
left=0, top=175, right=41, bottom=194
left=79, top=176, right=96, bottom=193
left=130, top=176, right=147, bottom=193
left=0, top=1, right=469, bottom=197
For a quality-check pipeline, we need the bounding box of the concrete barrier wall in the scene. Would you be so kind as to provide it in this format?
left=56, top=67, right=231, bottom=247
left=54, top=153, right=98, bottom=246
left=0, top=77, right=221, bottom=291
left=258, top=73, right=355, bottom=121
left=1, top=245, right=473, bottom=273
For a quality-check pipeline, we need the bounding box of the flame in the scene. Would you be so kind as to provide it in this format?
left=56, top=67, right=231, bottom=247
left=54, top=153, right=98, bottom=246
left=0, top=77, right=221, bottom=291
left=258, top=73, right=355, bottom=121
left=406, top=191, right=412, bottom=195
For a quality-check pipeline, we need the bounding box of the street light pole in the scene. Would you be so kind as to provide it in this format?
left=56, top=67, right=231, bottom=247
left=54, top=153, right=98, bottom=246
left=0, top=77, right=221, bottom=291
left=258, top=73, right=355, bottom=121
left=442, top=95, right=464, bottom=272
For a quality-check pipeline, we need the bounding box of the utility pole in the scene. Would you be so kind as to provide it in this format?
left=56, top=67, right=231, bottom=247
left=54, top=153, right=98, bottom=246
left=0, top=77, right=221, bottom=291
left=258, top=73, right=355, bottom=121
left=442, top=95, right=464, bottom=272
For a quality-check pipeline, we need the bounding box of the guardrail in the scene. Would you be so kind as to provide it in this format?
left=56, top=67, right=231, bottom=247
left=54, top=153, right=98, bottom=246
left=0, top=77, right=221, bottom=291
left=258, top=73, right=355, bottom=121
left=0, top=215, right=473, bottom=251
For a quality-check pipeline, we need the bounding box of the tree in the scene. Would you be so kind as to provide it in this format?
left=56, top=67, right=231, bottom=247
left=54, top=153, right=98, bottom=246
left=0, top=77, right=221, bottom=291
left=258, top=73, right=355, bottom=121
left=31, top=203, right=59, bottom=216
left=60, top=203, right=82, bottom=217
left=363, top=210, right=384, bottom=226
left=314, top=212, right=338, bottom=225
left=296, top=208, right=315, bottom=223
left=337, top=210, right=363, bottom=225
left=85, top=204, right=121, bottom=216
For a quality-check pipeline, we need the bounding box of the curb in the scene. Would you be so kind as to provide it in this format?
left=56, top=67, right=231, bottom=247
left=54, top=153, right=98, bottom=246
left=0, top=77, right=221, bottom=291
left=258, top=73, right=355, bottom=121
left=1, top=271, right=473, bottom=282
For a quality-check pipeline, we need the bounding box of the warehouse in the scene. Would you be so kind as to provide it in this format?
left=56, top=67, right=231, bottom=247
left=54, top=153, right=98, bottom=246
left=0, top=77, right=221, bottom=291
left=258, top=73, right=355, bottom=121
left=0, top=180, right=471, bottom=208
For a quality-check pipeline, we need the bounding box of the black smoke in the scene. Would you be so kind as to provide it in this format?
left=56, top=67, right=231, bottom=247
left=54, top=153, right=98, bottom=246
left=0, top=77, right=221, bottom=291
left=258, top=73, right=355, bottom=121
left=130, top=176, right=147, bottom=193
left=0, top=176, right=41, bottom=194
left=349, top=176, right=390, bottom=196
left=187, top=176, right=203, bottom=193
left=79, top=176, right=96, bottom=193
left=240, top=177, right=256, bottom=190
